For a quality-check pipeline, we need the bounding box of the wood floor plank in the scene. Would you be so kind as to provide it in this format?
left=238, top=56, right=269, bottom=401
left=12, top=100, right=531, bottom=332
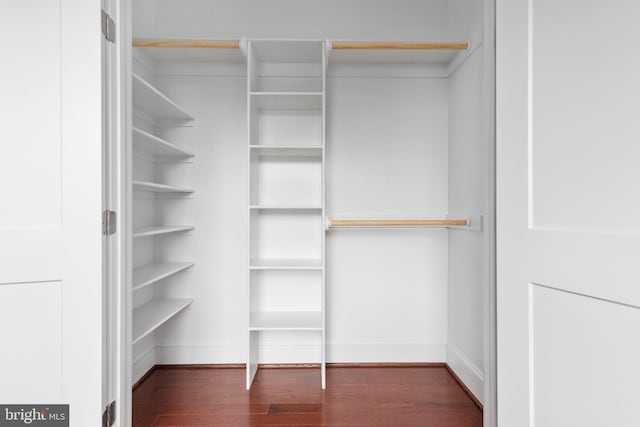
left=133, top=367, right=482, bottom=426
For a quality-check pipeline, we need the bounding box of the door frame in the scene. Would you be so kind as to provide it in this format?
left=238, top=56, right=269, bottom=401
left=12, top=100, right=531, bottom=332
left=484, top=0, right=498, bottom=425
left=102, top=0, right=130, bottom=425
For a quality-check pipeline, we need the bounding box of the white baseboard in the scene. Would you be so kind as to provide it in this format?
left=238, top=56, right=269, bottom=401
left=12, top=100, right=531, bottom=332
left=132, top=345, right=156, bottom=384
left=446, top=344, right=484, bottom=404
left=327, top=341, right=445, bottom=362
left=154, top=341, right=446, bottom=365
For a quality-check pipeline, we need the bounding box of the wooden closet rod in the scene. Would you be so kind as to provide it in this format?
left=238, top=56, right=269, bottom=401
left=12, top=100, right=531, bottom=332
left=331, top=42, right=469, bottom=50
left=330, top=219, right=469, bottom=228
left=132, top=39, right=241, bottom=49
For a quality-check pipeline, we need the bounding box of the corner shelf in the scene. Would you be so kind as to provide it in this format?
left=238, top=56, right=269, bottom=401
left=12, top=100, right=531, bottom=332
left=132, top=73, right=194, bottom=122
left=133, top=262, right=194, bottom=292
left=249, top=311, right=323, bottom=331
left=133, top=180, right=194, bottom=194
left=133, top=225, right=195, bottom=238
left=250, top=258, right=322, bottom=270
left=133, top=127, right=194, bottom=158
left=250, top=145, right=322, bottom=157
left=132, top=298, right=193, bottom=345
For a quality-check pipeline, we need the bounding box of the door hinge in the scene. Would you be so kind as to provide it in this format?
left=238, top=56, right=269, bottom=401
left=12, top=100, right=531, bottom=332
left=102, top=400, right=116, bottom=427
left=103, top=210, right=117, bottom=235
left=101, top=9, right=116, bottom=43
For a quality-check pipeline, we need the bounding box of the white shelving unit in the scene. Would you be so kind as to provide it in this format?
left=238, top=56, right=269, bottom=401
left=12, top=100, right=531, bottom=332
left=249, top=258, right=323, bottom=270
left=133, top=127, right=194, bottom=158
left=132, top=298, right=194, bottom=344
left=132, top=73, right=194, bottom=122
left=133, top=180, right=194, bottom=194
left=249, top=145, right=322, bottom=157
left=247, top=40, right=327, bottom=389
left=131, top=61, right=196, bottom=381
left=249, top=311, right=323, bottom=331
left=133, top=262, right=194, bottom=292
left=132, top=225, right=195, bottom=238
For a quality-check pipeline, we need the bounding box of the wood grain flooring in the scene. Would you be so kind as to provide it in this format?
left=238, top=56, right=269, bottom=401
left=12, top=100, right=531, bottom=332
left=133, top=367, right=482, bottom=426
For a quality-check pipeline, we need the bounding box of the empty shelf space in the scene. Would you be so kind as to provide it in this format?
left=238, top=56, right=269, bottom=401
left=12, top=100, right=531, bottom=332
left=133, top=262, right=194, bottom=292
left=250, top=258, right=323, bottom=270
left=132, top=73, right=194, bottom=122
left=249, top=311, right=323, bottom=331
left=249, top=205, right=322, bottom=211
left=132, top=298, right=193, bottom=344
left=133, top=127, right=194, bottom=158
left=133, top=180, right=194, bottom=193
left=250, top=145, right=322, bottom=157
left=251, top=92, right=323, bottom=111
left=133, top=225, right=195, bottom=238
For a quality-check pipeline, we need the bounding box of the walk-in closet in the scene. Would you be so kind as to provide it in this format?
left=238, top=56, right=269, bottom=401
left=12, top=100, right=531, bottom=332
left=127, top=0, right=493, bottom=424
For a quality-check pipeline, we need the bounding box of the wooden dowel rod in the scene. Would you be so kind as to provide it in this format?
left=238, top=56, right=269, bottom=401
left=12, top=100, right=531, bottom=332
left=132, top=39, right=241, bottom=49
left=332, top=42, right=469, bottom=51
left=330, top=219, right=469, bottom=227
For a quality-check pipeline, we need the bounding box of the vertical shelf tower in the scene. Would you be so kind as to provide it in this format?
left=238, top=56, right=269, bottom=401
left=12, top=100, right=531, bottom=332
left=131, top=63, right=195, bottom=381
left=246, top=40, right=327, bottom=389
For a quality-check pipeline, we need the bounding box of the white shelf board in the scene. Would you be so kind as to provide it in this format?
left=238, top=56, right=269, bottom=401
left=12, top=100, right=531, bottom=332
left=250, top=145, right=322, bottom=157
left=133, top=262, right=194, bottom=292
left=133, top=127, right=194, bottom=158
left=133, top=180, right=194, bottom=194
left=249, top=311, right=323, bottom=331
left=132, top=298, right=193, bottom=344
left=133, top=225, right=195, bottom=238
left=249, top=205, right=322, bottom=211
left=251, top=92, right=322, bottom=111
left=250, top=258, right=323, bottom=270
left=329, top=49, right=463, bottom=65
left=132, top=73, right=194, bottom=122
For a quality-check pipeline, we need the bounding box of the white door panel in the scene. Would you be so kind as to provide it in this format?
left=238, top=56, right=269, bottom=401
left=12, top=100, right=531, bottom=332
left=497, top=0, right=640, bottom=425
left=0, top=0, right=104, bottom=424
left=0, top=282, right=63, bottom=402
left=532, top=285, right=640, bottom=427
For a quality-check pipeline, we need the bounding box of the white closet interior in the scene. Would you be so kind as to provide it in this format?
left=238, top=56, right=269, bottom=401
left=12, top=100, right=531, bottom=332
left=128, top=0, right=490, bottom=406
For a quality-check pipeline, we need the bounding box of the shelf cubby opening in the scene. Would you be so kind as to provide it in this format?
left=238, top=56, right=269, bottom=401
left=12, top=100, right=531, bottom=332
left=250, top=40, right=324, bottom=93
left=249, top=210, right=323, bottom=261
left=250, top=152, right=322, bottom=207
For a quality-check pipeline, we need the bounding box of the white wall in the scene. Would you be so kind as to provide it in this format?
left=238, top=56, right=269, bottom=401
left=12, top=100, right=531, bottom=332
left=327, top=76, right=449, bottom=361
left=446, top=1, right=487, bottom=403
left=133, top=0, right=449, bottom=41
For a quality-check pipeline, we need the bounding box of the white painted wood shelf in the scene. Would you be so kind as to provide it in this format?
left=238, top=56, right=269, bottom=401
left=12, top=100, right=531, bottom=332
left=250, top=258, right=323, bottom=270
left=133, top=225, right=195, bottom=238
left=249, top=205, right=322, bottom=211
left=132, top=298, right=193, bottom=344
left=251, top=92, right=323, bottom=110
left=133, top=262, right=194, bottom=292
left=133, top=127, right=194, bottom=158
left=249, top=311, right=323, bottom=331
left=132, top=73, right=194, bottom=122
left=133, top=180, right=194, bottom=194
left=250, top=145, right=322, bottom=157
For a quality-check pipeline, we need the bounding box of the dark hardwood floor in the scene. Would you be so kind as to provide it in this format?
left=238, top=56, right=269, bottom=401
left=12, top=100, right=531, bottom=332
left=133, top=366, right=482, bottom=426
